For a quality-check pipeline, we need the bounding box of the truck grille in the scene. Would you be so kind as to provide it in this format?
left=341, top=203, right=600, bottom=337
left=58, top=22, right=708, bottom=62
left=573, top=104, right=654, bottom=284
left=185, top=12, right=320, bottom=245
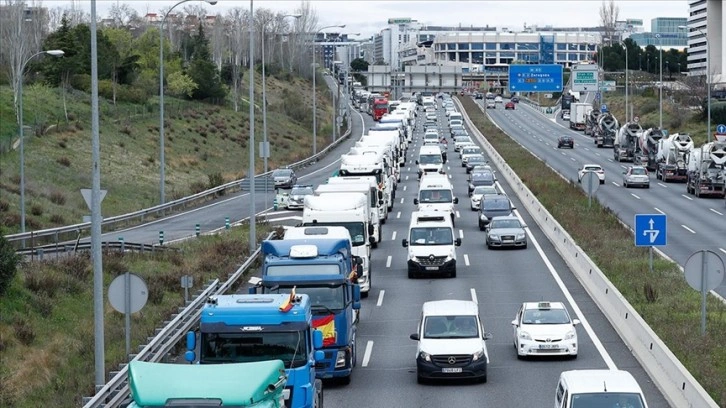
left=415, top=255, right=448, bottom=266
left=432, top=354, right=472, bottom=367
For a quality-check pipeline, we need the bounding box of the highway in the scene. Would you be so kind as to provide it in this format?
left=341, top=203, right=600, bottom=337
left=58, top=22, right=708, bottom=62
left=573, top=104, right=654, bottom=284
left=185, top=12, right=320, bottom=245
left=482, top=98, right=726, bottom=299
left=319, top=99, right=669, bottom=406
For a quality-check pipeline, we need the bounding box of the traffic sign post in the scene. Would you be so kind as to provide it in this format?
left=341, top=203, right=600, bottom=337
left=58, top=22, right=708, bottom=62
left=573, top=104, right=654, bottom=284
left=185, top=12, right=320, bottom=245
left=508, top=64, right=563, bottom=93
left=635, top=214, right=667, bottom=273
left=716, top=124, right=726, bottom=141
left=684, top=250, right=725, bottom=336
left=582, top=172, right=600, bottom=208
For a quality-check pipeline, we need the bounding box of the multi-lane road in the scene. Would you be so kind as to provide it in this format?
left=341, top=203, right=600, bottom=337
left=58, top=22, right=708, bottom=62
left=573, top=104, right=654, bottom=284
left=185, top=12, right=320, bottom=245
left=482, top=98, right=726, bottom=299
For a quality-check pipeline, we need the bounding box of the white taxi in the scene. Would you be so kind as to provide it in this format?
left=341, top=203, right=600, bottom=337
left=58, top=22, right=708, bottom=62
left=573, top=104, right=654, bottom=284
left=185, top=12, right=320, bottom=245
left=511, top=301, right=579, bottom=359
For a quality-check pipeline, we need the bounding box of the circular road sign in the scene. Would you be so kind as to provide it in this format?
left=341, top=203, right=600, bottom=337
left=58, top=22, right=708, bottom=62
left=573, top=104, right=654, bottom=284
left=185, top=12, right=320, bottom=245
left=716, top=124, right=726, bottom=134
left=108, top=273, right=149, bottom=314
left=684, top=250, right=725, bottom=292
left=582, top=171, right=600, bottom=196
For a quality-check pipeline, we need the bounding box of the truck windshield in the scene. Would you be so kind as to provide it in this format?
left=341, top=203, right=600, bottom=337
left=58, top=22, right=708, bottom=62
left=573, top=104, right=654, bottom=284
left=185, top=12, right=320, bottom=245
left=301, top=222, right=366, bottom=246
left=200, top=331, right=307, bottom=368
left=269, top=285, right=346, bottom=312
left=374, top=104, right=388, bottom=110
left=419, top=189, right=453, bottom=203
left=419, top=154, right=442, bottom=165
left=410, top=227, right=453, bottom=245
left=266, top=264, right=341, bottom=276
left=570, top=393, right=645, bottom=408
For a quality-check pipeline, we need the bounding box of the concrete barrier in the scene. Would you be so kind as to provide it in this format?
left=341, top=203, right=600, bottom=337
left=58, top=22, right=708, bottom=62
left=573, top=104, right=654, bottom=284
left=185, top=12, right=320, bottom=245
left=455, top=97, right=718, bottom=408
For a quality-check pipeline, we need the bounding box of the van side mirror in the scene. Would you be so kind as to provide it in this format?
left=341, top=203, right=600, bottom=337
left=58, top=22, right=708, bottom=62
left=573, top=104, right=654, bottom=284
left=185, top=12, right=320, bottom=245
left=413, top=198, right=419, bottom=205
left=402, top=239, right=409, bottom=247
left=409, top=333, right=420, bottom=341
left=483, top=332, right=493, bottom=340
left=453, top=197, right=458, bottom=204
left=455, top=238, right=462, bottom=246
left=368, top=224, right=375, bottom=235
left=415, top=160, right=419, bottom=165
left=572, top=319, right=581, bottom=326
left=313, top=330, right=324, bottom=349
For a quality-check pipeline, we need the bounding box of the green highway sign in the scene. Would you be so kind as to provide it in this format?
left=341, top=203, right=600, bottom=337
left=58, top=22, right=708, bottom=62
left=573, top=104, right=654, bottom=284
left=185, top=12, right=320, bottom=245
left=571, top=64, right=600, bottom=92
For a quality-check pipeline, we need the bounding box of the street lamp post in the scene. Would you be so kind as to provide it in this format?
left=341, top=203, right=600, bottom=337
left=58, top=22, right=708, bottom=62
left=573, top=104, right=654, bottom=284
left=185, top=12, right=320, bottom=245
left=312, top=24, right=345, bottom=155
left=656, top=33, right=663, bottom=129
left=261, top=14, right=301, bottom=175
left=159, top=0, right=217, bottom=205
left=248, top=0, right=256, bottom=252
left=18, top=49, right=64, bottom=235
left=620, top=41, right=629, bottom=121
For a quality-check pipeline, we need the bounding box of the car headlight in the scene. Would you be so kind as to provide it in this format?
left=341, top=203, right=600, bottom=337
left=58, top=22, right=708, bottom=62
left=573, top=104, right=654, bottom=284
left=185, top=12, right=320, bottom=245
left=335, top=350, right=347, bottom=368
left=519, top=331, right=531, bottom=340
left=419, top=351, right=432, bottom=362
left=408, top=252, right=416, bottom=261
left=480, top=214, right=487, bottom=221
left=472, top=348, right=486, bottom=361
left=565, top=330, right=576, bottom=340
left=516, top=233, right=526, bottom=240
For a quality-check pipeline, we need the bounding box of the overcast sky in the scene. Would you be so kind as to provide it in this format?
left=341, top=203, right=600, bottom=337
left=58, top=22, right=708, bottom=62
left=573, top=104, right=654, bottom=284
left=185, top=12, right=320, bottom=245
left=45, top=0, right=690, bottom=37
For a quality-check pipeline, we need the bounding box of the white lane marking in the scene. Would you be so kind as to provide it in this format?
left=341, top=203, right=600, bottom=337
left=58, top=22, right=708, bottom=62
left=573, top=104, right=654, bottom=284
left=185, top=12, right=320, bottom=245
left=682, top=194, right=693, bottom=201
left=571, top=157, right=577, bottom=161
left=630, top=193, right=641, bottom=199
left=391, top=231, right=397, bottom=241
left=403, top=185, right=407, bottom=191
left=464, top=254, right=470, bottom=266
left=512, top=208, right=617, bottom=370
left=470, top=288, right=478, bottom=304
left=386, top=255, right=392, bottom=268
left=657, top=182, right=668, bottom=188
left=362, top=341, right=374, bottom=367
left=397, top=211, right=401, bottom=219
left=611, top=181, right=619, bottom=186
left=654, top=207, right=666, bottom=215
left=459, top=229, right=464, bottom=239
left=681, top=225, right=696, bottom=234
left=405, top=175, right=409, bottom=180
left=456, top=210, right=461, bottom=218
left=377, top=290, right=385, bottom=307
left=720, top=248, right=726, bottom=256
left=710, top=208, right=723, bottom=216
left=400, top=198, right=405, bottom=204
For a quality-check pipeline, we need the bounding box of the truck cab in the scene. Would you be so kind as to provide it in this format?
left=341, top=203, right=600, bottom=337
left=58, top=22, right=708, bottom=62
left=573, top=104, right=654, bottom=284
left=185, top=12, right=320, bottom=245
left=187, top=294, right=324, bottom=408
left=402, top=210, right=461, bottom=279
left=340, top=153, right=395, bottom=213
left=252, top=239, right=362, bottom=384
left=325, top=176, right=384, bottom=244
left=414, top=173, right=458, bottom=226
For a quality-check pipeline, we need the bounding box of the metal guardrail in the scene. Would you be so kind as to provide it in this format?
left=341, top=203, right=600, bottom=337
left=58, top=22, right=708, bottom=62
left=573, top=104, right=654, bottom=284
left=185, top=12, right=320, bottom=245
left=82, top=231, right=277, bottom=408
left=5, top=124, right=353, bottom=249
left=17, top=241, right=177, bottom=261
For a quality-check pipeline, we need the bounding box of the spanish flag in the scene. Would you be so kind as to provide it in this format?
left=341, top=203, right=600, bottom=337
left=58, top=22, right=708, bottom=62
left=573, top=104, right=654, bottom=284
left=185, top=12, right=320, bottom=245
left=313, top=315, right=336, bottom=346
left=278, top=287, right=296, bottom=312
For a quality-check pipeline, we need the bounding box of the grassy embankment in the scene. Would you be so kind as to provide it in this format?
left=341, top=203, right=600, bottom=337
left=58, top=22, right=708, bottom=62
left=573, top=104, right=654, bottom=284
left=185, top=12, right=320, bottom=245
left=0, top=72, right=334, bottom=407
left=459, top=95, right=726, bottom=406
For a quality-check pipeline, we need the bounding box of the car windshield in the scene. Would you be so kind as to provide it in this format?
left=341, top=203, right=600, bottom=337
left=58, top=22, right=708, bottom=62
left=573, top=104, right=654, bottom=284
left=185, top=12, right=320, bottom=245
left=409, top=227, right=453, bottom=246
left=200, top=331, right=307, bottom=368
left=584, top=166, right=602, bottom=171
left=468, top=156, right=486, bottom=164
left=631, top=168, right=647, bottom=175
left=290, top=186, right=313, bottom=195
left=473, top=186, right=497, bottom=195
left=570, top=393, right=646, bottom=408
left=471, top=173, right=494, bottom=182
left=273, top=169, right=292, bottom=177
left=419, top=154, right=442, bottom=165
left=490, top=219, right=522, bottom=229
left=301, top=221, right=366, bottom=246
left=424, top=315, right=479, bottom=339
left=463, top=148, right=481, bottom=155
left=482, top=198, right=510, bottom=210
left=419, top=189, right=453, bottom=203
left=522, top=308, right=570, bottom=324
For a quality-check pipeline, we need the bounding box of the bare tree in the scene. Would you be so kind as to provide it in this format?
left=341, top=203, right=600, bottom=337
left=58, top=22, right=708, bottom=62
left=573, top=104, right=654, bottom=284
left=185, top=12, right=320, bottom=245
left=225, top=7, right=249, bottom=112
left=599, top=0, right=619, bottom=42
left=107, top=3, right=139, bottom=28
left=209, top=12, right=226, bottom=71
left=290, top=1, right=318, bottom=77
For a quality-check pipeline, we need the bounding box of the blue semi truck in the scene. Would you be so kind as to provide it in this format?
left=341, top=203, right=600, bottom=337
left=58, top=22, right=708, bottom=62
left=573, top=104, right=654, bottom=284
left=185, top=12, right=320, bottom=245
left=186, top=293, right=324, bottom=408
left=251, top=235, right=361, bottom=384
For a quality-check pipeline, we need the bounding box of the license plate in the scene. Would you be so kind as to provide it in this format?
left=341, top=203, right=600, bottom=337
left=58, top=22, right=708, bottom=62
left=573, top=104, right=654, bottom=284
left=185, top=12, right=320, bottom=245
left=539, top=344, right=558, bottom=349
left=425, top=266, right=439, bottom=271
left=503, top=239, right=513, bottom=243
left=442, top=367, right=462, bottom=373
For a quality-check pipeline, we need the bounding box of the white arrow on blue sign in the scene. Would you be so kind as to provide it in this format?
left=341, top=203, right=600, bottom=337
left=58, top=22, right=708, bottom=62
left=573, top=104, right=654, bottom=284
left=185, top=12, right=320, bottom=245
left=717, top=124, right=726, bottom=134
left=634, top=214, right=667, bottom=246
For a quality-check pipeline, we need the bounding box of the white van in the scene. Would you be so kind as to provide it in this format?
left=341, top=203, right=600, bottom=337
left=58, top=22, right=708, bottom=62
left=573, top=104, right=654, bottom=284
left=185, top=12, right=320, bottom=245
left=414, top=173, right=458, bottom=226
left=401, top=210, right=461, bottom=278
left=409, top=300, right=492, bottom=384
left=416, top=145, right=444, bottom=179
left=448, top=112, right=463, bottom=125
left=555, top=370, right=648, bottom=408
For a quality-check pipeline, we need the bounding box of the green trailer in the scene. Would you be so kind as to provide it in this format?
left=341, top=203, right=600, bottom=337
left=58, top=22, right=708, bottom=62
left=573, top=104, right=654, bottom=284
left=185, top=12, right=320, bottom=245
left=127, top=360, right=287, bottom=407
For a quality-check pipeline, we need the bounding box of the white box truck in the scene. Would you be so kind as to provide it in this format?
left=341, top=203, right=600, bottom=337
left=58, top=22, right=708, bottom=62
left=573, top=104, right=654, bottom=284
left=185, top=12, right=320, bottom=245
left=569, top=102, right=592, bottom=131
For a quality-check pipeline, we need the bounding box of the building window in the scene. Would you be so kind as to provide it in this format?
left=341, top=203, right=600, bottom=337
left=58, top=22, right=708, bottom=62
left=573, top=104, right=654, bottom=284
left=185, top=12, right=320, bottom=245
left=500, top=42, right=514, bottom=50
left=568, top=53, right=578, bottom=61
left=516, top=42, right=539, bottom=51
left=485, top=42, right=497, bottom=50
left=448, top=52, right=456, bottom=61
left=471, top=43, right=483, bottom=50
left=447, top=43, right=456, bottom=50
left=472, top=52, right=484, bottom=63
left=458, top=43, right=469, bottom=50
left=485, top=57, right=497, bottom=65
left=459, top=52, right=470, bottom=62
left=500, top=57, right=514, bottom=64
left=556, top=52, right=567, bottom=61
left=556, top=43, right=567, bottom=50
left=500, top=51, right=515, bottom=58
left=486, top=52, right=497, bottom=58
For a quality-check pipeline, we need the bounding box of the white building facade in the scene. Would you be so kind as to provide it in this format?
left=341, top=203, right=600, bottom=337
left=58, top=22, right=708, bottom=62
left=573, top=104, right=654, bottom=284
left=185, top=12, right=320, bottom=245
left=686, top=0, right=724, bottom=86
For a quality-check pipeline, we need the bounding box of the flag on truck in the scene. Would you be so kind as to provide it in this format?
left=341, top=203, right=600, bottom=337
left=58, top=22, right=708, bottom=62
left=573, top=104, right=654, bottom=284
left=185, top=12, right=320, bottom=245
left=313, top=315, right=336, bottom=346
left=279, top=287, right=296, bottom=312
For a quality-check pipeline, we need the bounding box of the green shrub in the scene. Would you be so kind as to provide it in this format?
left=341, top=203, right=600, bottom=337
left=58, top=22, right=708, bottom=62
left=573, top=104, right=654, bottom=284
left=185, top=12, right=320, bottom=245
left=709, top=101, right=726, bottom=124
left=0, top=232, right=20, bottom=295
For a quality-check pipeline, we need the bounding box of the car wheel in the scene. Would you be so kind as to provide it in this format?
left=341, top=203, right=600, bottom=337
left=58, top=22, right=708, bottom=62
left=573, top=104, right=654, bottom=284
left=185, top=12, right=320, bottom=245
left=645, top=185, right=650, bottom=189
left=523, top=243, right=528, bottom=249
left=487, top=243, right=492, bottom=249
left=450, top=269, right=456, bottom=278
left=623, top=181, right=627, bottom=187
left=417, top=373, right=426, bottom=385
left=408, top=269, right=415, bottom=279
left=600, top=180, right=605, bottom=185
left=479, top=223, right=484, bottom=231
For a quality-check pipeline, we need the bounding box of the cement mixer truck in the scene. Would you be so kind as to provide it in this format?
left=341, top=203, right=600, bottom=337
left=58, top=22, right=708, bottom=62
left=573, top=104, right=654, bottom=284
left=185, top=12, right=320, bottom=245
left=636, top=128, right=668, bottom=170
left=613, top=122, right=642, bottom=162
left=655, top=133, right=694, bottom=182
left=685, top=136, right=726, bottom=198
left=594, top=113, right=619, bottom=148
left=585, top=110, right=601, bottom=136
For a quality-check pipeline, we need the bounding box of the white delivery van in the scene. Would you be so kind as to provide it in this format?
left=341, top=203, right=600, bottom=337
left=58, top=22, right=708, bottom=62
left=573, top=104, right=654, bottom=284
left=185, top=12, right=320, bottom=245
left=302, top=193, right=373, bottom=296
left=555, top=370, right=648, bottom=408
left=416, top=145, right=444, bottom=179
left=317, top=180, right=382, bottom=245
left=401, top=210, right=461, bottom=278
left=448, top=112, right=463, bottom=125
left=414, top=173, right=458, bottom=226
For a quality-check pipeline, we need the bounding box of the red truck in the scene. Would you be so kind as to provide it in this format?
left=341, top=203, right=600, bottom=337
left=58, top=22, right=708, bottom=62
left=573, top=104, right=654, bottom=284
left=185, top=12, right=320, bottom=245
left=372, top=97, right=389, bottom=121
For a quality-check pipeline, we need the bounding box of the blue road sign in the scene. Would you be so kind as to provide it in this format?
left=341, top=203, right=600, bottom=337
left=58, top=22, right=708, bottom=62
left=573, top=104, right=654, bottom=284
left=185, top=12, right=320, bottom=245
left=634, top=214, right=667, bottom=247
left=508, top=64, right=563, bottom=93
left=601, top=104, right=608, bottom=113
left=716, top=124, right=726, bottom=134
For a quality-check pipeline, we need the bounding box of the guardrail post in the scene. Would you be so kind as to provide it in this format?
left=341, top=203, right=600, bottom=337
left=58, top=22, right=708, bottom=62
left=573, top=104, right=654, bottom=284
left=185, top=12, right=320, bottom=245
left=225, top=217, right=230, bottom=230
left=119, top=237, right=125, bottom=252
left=36, top=248, right=44, bottom=261
left=159, top=231, right=164, bottom=245
left=195, top=224, right=200, bottom=237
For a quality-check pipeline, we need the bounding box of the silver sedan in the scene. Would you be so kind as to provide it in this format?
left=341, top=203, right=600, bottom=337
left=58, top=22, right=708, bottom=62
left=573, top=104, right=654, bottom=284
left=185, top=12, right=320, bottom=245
left=485, top=216, right=528, bottom=249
